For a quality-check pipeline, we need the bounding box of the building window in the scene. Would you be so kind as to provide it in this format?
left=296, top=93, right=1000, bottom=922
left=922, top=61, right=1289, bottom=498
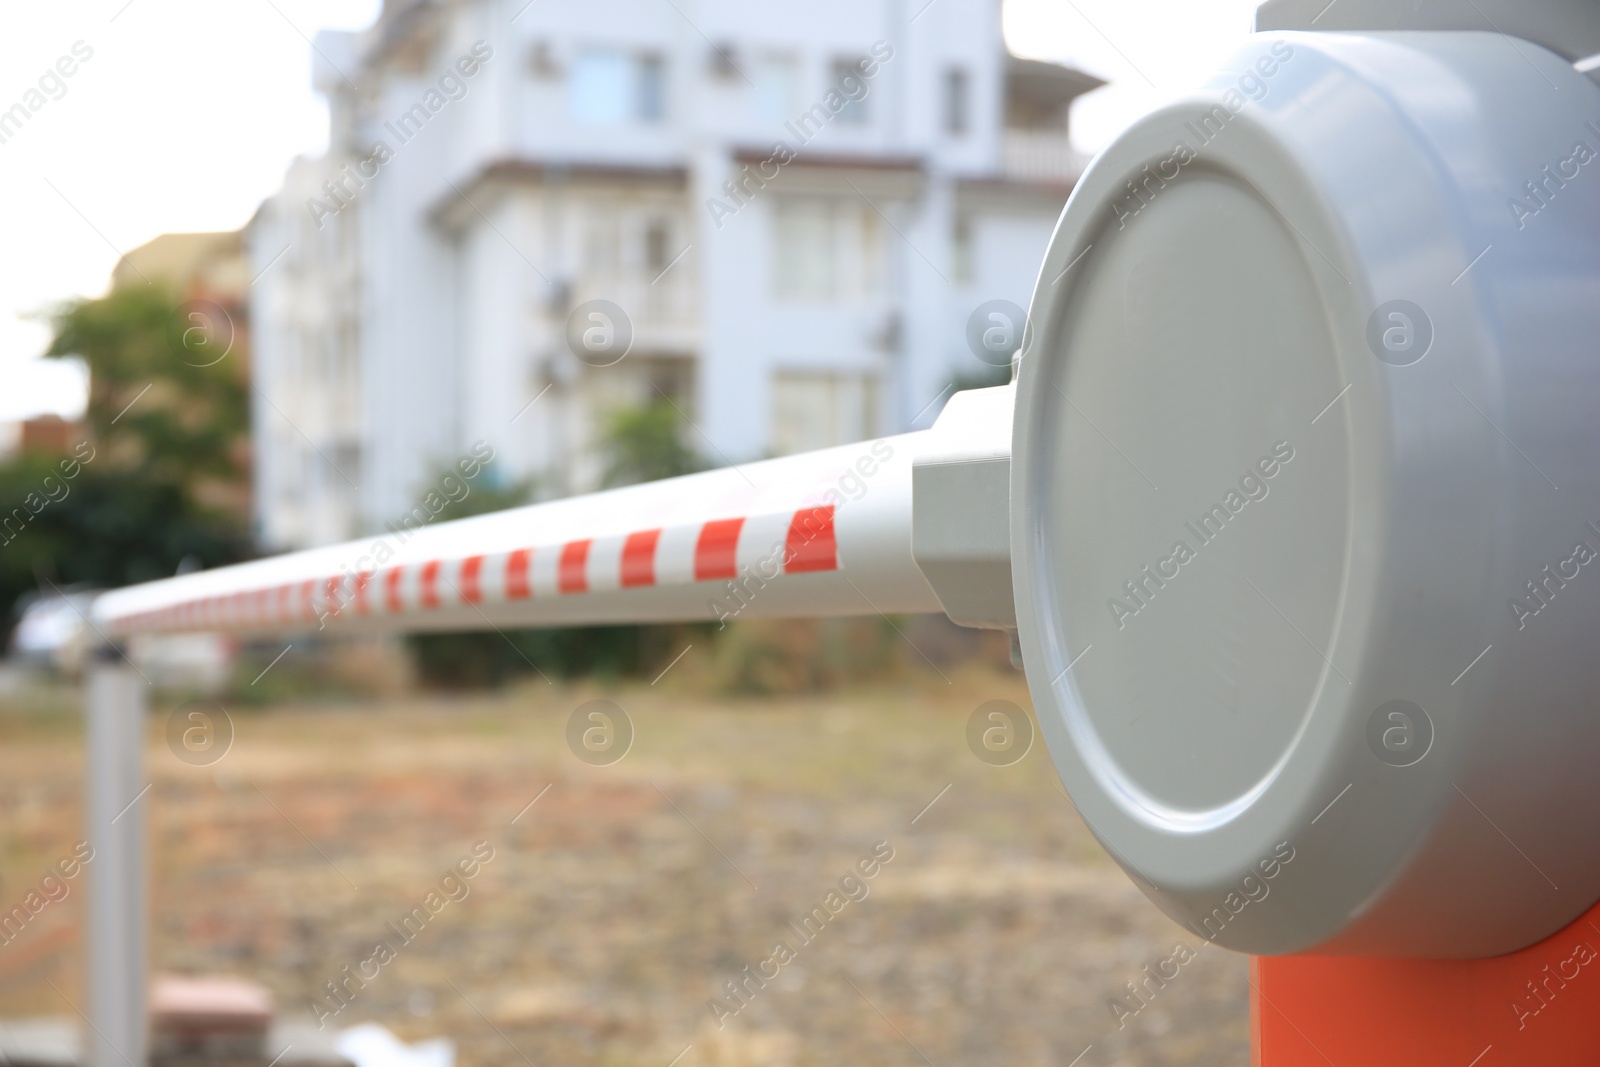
left=944, top=68, right=969, bottom=136
left=774, top=200, right=835, bottom=298
left=772, top=198, right=885, bottom=300
left=570, top=49, right=665, bottom=124
left=645, top=220, right=671, bottom=274
left=830, top=59, right=870, bottom=125
left=952, top=214, right=974, bottom=284
left=772, top=371, right=879, bottom=456
left=571, top=49, right=630, bottom=123
left=584, top=215, right=621, bottom=278
left=753, top=54, right=799, bottom=124
left=638, top=53, right=665, bottom=122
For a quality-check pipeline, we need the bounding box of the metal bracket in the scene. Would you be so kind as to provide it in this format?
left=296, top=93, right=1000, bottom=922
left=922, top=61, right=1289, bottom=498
left=911, top=385, right=1017, bottom=631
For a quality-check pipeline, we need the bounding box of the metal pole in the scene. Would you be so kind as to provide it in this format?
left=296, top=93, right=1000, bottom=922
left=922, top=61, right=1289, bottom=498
left=85, top=653, right=146, bottom=1067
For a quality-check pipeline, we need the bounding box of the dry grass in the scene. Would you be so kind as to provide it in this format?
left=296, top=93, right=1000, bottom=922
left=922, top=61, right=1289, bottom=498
left=0, top=658, right=1246, bottom=1066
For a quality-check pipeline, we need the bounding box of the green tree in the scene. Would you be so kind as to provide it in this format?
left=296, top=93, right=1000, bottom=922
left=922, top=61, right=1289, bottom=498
left=598, top=400, right=703, bottom=488
left=0, top=455, right=248, bottom=619
left=1, top=286, right=251, bottom=632
left=45, top=286, right=249, bottom=494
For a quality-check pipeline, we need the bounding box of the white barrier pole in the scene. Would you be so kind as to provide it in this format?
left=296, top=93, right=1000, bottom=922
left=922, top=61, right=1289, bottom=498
left=87, top=400, right=1015, bottom=639
left=85, top=654, right=146, bottom=1067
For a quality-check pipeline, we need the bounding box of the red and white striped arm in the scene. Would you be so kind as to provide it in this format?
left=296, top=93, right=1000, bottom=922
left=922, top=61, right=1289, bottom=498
left=91, top=424, right=962, bottom=638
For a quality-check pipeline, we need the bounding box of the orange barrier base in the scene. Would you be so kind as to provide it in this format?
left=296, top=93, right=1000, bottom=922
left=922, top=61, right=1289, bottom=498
left=1253, top=899, right=1600, bottom=1066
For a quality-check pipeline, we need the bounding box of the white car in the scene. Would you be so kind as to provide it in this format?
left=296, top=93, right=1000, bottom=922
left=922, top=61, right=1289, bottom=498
left=10, top=588, right=101, bottom=674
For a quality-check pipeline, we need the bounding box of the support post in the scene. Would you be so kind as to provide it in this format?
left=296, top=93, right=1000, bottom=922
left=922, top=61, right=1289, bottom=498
left=85, top=654, right=146, bottom=1067
left=1253, top=898, right=1600, bottom=1065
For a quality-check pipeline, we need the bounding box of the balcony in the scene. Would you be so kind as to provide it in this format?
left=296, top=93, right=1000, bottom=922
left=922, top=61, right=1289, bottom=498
left=568, top=266, right=699, bottom=354
left=1000, top=129, right=1090, bottom=184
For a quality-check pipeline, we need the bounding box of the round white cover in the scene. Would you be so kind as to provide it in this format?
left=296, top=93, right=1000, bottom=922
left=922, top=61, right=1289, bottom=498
left=1013, top=30, right=1600, bottom=957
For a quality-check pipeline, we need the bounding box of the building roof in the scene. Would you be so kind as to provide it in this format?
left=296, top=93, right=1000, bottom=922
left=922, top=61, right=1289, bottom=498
left=1005, top=55, right=1108, bottom=111
left=729, top=148, right=923, bottom=172
left=427, top=158, right=691, bottom=229
left=112, top=231, right=249, bottom=301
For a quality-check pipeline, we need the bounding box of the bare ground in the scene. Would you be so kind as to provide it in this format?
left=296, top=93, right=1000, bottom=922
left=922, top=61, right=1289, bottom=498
left=0, top=662, right=1247, bottom=1066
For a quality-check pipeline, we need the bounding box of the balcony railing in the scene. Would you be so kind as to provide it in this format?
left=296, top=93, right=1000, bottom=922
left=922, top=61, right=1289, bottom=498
left=1001, top=129, right=1090, bottom=184
left=569, top=268, right=699, bottom=351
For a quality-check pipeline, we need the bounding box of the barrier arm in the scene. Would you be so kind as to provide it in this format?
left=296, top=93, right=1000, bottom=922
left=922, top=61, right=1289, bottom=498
left=90, top=386, right=1011, bottom=641
left=75, top=386, right=1013, bottom=1067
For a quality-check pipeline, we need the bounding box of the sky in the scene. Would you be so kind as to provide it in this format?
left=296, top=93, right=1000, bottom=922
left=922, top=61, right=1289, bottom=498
left=0, top=0, right=1263, bottom=422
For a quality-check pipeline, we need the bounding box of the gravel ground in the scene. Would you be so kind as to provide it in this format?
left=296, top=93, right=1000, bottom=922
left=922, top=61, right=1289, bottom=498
left=0, top=662, right=1247, bottom=1066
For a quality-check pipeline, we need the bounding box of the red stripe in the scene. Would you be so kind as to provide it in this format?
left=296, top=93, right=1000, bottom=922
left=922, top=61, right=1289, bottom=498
left=325, top=577, right=343, bottom=621
left=695, top=518, right=744, bottom=580
left=385, top=567, right=404, bottom=613
left=784, top=506, right=838, bottom=573
left=354, top=571, right=371, bottom=615
left=559, top=540, right=591, bottom=594
left=505, top=548, right=532, bottom=599
left=419, top=560, right=441, bottom=609
left=460, top=555, right=484, bottom=604
left=621, top=529, right=661, bottom=588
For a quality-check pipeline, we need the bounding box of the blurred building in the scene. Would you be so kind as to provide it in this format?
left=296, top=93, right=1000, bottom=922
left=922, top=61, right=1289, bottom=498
left=112, top=231, right=252, bottom=304
left=16, top=415, right=78, bottom=455
left=249, top=0, right=1102, bottom=550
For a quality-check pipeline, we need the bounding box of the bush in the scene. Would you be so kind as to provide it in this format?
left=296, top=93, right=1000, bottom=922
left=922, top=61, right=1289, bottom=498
left=0, top=456, right=249, bottom=636
left=407, top=623, right=712, bottom=689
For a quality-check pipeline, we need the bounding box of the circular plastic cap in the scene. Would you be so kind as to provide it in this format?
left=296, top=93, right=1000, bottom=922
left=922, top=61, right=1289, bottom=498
left=1013, top=31, right=1600, bottom=957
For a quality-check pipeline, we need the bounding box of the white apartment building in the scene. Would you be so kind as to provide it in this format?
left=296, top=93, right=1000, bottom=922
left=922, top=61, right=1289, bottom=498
left=249, top=0, right=1102, bottom=550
